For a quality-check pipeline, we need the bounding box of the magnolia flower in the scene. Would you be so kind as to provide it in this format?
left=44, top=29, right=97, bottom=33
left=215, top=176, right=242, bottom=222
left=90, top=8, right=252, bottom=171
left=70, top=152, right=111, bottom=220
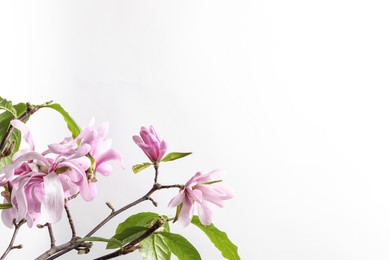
left=0, top=119, right=122, bottom=228
left=168, top=169, right=234, bottom=227
left=133, top=126, right=167, bottom=162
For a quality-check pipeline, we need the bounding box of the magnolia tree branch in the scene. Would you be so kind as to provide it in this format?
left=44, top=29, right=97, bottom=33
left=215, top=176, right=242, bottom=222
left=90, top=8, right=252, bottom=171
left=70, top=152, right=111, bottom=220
left=0, top=103, right=38, bottom=155
left=0, top=219, right=26, bottom=260
left=93, top=218, right=165, bottom=260
left=35, top=183, right=182, bottom=260
left=64, top=204, right=76, bottom=238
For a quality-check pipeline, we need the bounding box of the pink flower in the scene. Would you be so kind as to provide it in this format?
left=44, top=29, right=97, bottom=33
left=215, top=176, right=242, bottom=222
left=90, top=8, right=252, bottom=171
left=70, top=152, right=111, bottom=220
left=0, top=119, right=122, bottom=228
left=1, top=151, right=91, bottom=227
left=168, top=169, right=234, bottom=227
left=133, top=126, right=167, bottom=162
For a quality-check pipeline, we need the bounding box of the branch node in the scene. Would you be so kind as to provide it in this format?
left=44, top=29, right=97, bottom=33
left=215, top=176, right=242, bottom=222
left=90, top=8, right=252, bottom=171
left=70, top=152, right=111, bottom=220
left=105, top=202, right=115, bottom=213
left=147, top=197, right=158, bottom=207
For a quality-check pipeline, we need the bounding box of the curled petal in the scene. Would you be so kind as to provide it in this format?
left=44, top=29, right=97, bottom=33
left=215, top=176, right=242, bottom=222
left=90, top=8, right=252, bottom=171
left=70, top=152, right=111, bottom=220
left=177, top=195, right=194, bottom=227
left=41, top=172, right=64, bottom=224
left=197, top=201, right=213, bottom=225
left=11, top=119, right=35, bottom=150
left=168, top=191, right=185, bottom=208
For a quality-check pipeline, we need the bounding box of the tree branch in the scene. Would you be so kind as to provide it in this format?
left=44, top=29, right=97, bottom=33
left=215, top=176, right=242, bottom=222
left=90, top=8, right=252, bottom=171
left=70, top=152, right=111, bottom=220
left=64, top=203, right=76, bottom=238
left=93, top=218, right=165, bottom=260
left=36, top=182, right=182, bottom=260
left=0, top=219, right=26, bottom=260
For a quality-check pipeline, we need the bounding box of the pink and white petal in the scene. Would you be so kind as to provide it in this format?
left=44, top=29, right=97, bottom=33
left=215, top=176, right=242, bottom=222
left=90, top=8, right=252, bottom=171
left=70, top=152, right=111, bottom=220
left=132, top=136, right=144, bottom=145
left=168, top=191, right=185, bottom=208
left=41, top=172, right=64, bottom=224
left=95, top=149, right=124, bottom=169
left=197, top=201, right=213, bottom=226
left=11, top=119, right=35, bottom=150
left=95, top=163, right=112, bottom=176
left=177, top=195, right=194, bottom=227
left=196, top=185, right=225, bottom=207
left=212, top=183, right=235, bottom=199
left=185, top=172, right=203, bottom=187
left=187, top=188, right=203, bottom=203
left=88, top=182, right=97, bottom=199
left=1, top=204, right=18, bottom=228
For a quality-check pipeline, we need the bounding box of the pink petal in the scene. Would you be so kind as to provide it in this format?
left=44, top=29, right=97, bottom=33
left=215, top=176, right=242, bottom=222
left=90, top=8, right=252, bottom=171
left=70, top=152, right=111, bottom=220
left=168, top=191, right=185, bottom=208
left=41, top=172, right=64, bottom=224
left=177, top=195, right=194, bottom=227
left=11, top=119, right=35, bottom=150
left=1, top=202, right=18, bottom=228
left=95, top=163, right=112, bottom=176
left=96, top=149, right=124, bottom=169
left=197, top=201, right=213, bottom=225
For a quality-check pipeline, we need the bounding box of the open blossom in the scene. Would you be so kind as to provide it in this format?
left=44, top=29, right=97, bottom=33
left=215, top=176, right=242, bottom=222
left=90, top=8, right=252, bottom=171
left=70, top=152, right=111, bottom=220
left=168, top=169, right=234, bottom=227
left=0, top=119, right=122, bottom=228
left=133, top=126, right=167, bottom=162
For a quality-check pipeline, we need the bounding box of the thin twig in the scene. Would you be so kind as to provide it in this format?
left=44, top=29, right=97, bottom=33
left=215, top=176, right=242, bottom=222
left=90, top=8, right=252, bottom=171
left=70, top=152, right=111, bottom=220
left=36, top=182, right=182, bottom=260
left=0, top=219, right=26, bottom=260
left=47, top=224, right=56, bottom=248
left=64, top=204, right=76, bottom=238
left=153, top=163, right=159, bottom=183
left=93, top=218, right=165, bottom=260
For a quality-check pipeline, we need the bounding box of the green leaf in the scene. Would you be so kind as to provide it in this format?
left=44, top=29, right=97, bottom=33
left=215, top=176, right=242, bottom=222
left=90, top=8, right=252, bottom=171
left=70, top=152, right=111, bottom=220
left=0, top=126, right=22, bottom=168
left=41, top=103, right=81, bottom=138
left=115, top=212, right=170, bottom=234
left=160, top=232, right=201, bottom=260
left=79, top=236, right=123, bottom=249
left=108, top=212, right=170, bottom=249
left=132, top=162, right=152, bottom=173
left=191, top=216, right=240, bottom=260
left=0, top=97, right=17, bottom=117
left=139, top=233, right=171, bottom=260
left=107, top=226, right=148, bottom=249
left=161, top=152, right=192, bottom=162
left=0, top=203, right=12, bottom=209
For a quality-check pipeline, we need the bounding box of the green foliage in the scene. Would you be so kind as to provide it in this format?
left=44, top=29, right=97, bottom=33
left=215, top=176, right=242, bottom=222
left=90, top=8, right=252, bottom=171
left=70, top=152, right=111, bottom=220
left=106, top=226, right=148, bottom=249
left=132, top=162, right=152, bottom=173
left=159, top=232, right=201, bottom=260
left=0, top=97, right=17, bottom=118
left=139, top=233, right=171, bottom=260
left=191, top=216, right=240, bottom=260
left=79, top=237, right=123, bottom=249
left=161, top=152, right=192, bottom=162
left=0, top=100, right=27, bottom=169
left=40, top=103, right=81, bottom=138
left=107, top=212, right=170, bottom=249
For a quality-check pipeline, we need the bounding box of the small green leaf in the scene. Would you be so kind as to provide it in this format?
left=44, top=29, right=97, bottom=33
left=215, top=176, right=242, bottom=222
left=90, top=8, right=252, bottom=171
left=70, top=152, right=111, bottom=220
left=40, top=103, right=81, bottom=138
left=160, top=232, right=201, bottom=260
left=161, top=152, right=192, bottom=162
left=0, top=97, right=17, bottom=118
left=116, top=212, right=170, bottom=234
left=132, top=162, right=152, bottom=173
left=107, top=226, right=148, bottom=249
left=0, top=126, right=22, bottom=168
left=191, top=216, right=240, bottom=260
left=139, top=233, right=171, bottom=260
left=0, top=203, right=12, bottom=209
left=108, top=212, right=170, bottom=249
left=79, top=237, right=123, bottom=249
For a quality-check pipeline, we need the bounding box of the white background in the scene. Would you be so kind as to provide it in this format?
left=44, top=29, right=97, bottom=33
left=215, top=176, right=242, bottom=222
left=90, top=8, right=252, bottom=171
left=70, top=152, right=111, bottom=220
left=1, top=1, right=390, bottom=259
